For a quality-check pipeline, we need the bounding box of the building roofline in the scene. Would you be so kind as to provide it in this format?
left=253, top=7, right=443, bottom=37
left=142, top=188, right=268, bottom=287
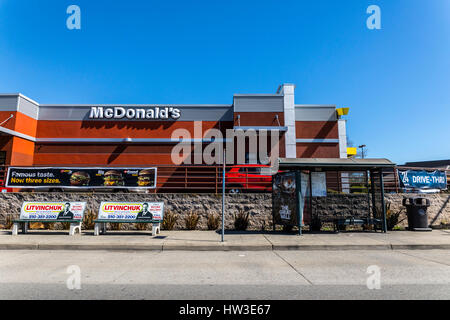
left=233, top=94, right=282, bottom=97
left=39, top=104, right=233, bottom=108
left=295, top=104, right=336, bottom=108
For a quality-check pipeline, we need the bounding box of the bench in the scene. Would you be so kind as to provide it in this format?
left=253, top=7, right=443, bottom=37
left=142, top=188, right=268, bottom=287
left=94, top=219, right=162, bottom=236
left=333, top=217, right=383, bottom=233
left=12, top=219, right=82, bottom=236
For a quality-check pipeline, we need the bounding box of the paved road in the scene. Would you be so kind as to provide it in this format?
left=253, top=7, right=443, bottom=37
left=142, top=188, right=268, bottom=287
left=0, top=250, right=449, bottom=299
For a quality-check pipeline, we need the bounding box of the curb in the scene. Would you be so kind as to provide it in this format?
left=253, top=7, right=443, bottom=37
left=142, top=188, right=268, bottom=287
left=36, top=244, right=164, bottom=251
left=0, top=243, right=449, bottom=251
left=390, top=244, right=450, bottom=250
left=271, top=245, right=393, bottom=251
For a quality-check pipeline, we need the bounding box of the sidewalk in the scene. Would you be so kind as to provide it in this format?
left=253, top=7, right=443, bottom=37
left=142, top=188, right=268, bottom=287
left=1, top=229, right=449, bottom=251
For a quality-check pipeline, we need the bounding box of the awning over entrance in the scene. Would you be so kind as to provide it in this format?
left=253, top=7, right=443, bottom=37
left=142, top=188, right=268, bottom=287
left=278, top=158, right=396, bottom=170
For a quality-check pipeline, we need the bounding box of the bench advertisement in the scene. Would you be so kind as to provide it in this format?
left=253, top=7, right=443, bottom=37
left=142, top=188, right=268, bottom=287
left=98, top=202, right=164, bottom=221
left=6, top=167, right=157, bottom=189
left=398, top=170, right=447, bottom=190
left=20, top=202, right=86, bottom=221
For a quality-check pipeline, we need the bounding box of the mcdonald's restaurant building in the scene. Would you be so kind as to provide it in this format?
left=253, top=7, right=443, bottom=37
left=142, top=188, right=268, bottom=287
left=0, top=84, right=349, bottom=170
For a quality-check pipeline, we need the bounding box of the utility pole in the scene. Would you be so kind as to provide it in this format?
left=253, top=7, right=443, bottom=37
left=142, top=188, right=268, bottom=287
left=358, top=144, right=366, bottom=159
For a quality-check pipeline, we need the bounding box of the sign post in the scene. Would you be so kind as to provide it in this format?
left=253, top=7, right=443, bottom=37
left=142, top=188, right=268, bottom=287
left=221, top=150, right=225, bottom=242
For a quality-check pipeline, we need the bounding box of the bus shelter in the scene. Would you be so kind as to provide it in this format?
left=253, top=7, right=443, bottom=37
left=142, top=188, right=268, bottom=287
left=272, top=158, right=396, bottom=235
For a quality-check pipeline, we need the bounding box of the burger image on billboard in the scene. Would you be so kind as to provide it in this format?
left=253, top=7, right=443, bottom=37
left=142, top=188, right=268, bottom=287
left=70, top=171, right=90, bottom=186
left=137, top=169, right=154, bottom=186
left=103, top=170, right=124, bottom=186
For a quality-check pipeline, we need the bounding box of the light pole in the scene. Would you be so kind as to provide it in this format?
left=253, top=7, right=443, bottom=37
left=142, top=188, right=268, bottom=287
left=358, top=145, right=366, bottom=159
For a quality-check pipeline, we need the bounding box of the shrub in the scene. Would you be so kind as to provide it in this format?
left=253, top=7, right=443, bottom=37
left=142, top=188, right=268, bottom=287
left=109, top=223, right=122, bottom=231
left=386, top=204, right=403, bottom=231
left=185, top=212, right=199, bottom=230
left=234, top=210, right=250, bottom=231
left=260, top=220, right=267, bottom=232
left=162, top=210, right=178, bottom=230
left=310, top=216, right=322, bottom=231
left=83, top=209, right=96, bottom=230
left=3, top=215, right=14, bottom=230
left=207, top=214, right=220, bottom=230
left=43, top=222, right=55, bottom=230
left=60, top=222, right=71, bottom=230
left=135, top=223, right=148, bottom=231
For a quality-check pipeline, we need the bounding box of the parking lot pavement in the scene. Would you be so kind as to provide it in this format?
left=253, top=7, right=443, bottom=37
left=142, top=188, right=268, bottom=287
left=0, top=249, right=449, bottom=299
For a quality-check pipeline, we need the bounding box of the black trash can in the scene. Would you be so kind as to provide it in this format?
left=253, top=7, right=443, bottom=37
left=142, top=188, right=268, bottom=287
left=402, top=197, right=432, bottom=231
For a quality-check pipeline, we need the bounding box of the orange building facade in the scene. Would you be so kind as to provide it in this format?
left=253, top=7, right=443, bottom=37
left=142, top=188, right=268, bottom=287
left=0, top=84, right=348, bottom=168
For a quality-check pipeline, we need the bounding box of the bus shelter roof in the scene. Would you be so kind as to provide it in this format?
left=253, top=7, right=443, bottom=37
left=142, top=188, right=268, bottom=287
left=278, top=158, right=396, bottom=171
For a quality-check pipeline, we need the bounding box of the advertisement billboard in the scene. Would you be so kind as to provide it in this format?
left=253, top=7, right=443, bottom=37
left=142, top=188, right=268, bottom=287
left=272, top=172, right=300, bottom=227
left=6, top=167, right=157, bottom=189
left=20, top=202, right=86, bottom=221
left=98, top=202, right=164, bottom=221
left=272, top=171, right=313, bottom=229
left=398, top=170, right=447, bottom=190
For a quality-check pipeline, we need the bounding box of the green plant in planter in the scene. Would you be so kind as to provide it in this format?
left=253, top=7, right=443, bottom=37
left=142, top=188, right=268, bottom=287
left=234, top=210, right=250, bottom=231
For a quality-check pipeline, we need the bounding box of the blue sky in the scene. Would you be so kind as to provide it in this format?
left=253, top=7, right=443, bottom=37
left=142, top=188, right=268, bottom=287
left=0, top=0, right=449, bottom=164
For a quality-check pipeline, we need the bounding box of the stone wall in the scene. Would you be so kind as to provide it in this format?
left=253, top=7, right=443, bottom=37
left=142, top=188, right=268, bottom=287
left=0, top=193, right=273, bottom=231
left=311, top=194, right=370, bottom=220
left=385, top=193, right=450, bottom=228
left=0, top=192, right=448, bottom=230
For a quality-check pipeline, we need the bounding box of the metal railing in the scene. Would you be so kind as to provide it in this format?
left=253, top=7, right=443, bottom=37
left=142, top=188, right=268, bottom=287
left=0, top=165, right=448, bottom=194
left=0, top=165, right=273, bottom=193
